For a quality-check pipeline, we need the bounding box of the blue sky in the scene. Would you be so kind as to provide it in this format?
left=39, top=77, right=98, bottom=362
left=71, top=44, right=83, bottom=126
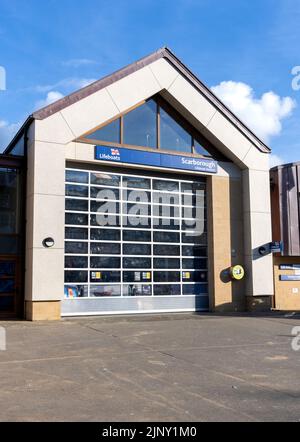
left=0, top=0, right=299, bottom=165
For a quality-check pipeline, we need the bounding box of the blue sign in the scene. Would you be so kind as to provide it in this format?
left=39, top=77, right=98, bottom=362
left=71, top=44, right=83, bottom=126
left=95, top=146, right=218, bottom=174
left=270, top=241, right=282, bottom=254
left=280, top=264, right=300, bottom=270
left=280, top=275, right=300, bottom=281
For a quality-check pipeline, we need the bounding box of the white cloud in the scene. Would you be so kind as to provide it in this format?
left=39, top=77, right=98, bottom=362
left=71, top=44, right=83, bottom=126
left=35, top=77, right=97, bottom=94
left=62, top=59, right=98, bottom=68
left=270, top=154, right=285, bottom=168
left=211, top=81, right=296, bottom=144
left=35, top=91, right=64, bottom=109
left=0, top=120, right=21, bottom=152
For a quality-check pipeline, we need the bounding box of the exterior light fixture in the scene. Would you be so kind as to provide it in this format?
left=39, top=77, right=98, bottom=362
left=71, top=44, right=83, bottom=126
left=42, top=237, right=55, bottom=248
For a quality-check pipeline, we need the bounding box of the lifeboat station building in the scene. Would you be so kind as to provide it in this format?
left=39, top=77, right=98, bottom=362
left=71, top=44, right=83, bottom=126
left=0, top=48, right=274, bottom=320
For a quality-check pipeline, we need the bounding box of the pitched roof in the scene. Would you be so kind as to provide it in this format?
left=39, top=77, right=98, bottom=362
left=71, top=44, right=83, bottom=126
left=5, top=47, right=271, bottom=153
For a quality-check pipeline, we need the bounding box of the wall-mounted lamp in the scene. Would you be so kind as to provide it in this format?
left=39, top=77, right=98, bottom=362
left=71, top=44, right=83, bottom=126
left=42, top=237, right=55, bottom=248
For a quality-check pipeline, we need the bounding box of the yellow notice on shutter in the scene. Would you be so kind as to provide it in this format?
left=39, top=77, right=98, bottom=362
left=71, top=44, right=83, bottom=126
left=96, top=272, right=101, bottom=279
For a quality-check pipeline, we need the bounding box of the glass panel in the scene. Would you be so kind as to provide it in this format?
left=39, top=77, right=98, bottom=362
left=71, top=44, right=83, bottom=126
left=154, top=284, right=180, bottom=296
left=90, top=214, right=120, bottom=227
left=182, top=194, right=206, bottom=207
left=90, top=243, right=120, bottom=255
left=153, top=245, right=180, bottom=256
left=65, top=227, right=88, bottom=240
left=181, top=181, right=206, bottom=193
left=153, top=205, right=179, bottom=218
left=90, top=186, right=119, bottom=200
left=122, top=176, right=151, bottom=189
left=66, top=170, right=88, bottom=184
left=0, top=296, right=14, bottom=311
left=182, top=258, right=207, bottom=269
left=0, top=236, right=19, bottom=254
left=182, top=233, right=207, bottom=246
left=123, top=243, right=151, bottom=255
left=91, top=201, right=120, bottom=214
left=160, top=107, right=192, bottom=153
left=182, top=245, right=207, bottom=257
left=90, top=271, right=121, bottom=282
left=122, top=216, right=151, bottom=229
left=65, top=242, right=88, bottom=254
left=86, top=118, right=120, bottom=144
left=90, top=228, right=121, bottom=241
left=65, top=199, right=88, bottom=212
left=123, top=203, right=151, bottom=217
left=123, top=257, right=151, bottom=269
left=123, top=271, right=152, bottom=283
left=91, top=173, right=120, bottom=187
left=182, top=271, right=207, bottom=282
left=153, top=231, right=180, bottom=243
left=65, top=271, right=88, bottom=283
left=90, top=285, right=121, bottom=297
left=194, top=139, right=211, bottom=157
left=154, top=258, right=180, bottom=269
left=0, top=279, right=15, bottom=293
left=65, top=184, right=88, bottom=198
left=65, top=213, right=88, bottom=226
left=154, top=272, right=180, bottom=282
left=183, top=284, right=208, bottom=296
left=0, top=261, right=15, bottom=276
left=123, top=100, right=157, bottom=148
left=153, top=180, right=179, bottom=192
left=65, top=256, right=88, bottom=268
left=123, top=190, right=151, bottom=203
left=90, top=257, right=121, bottom=269
left=123, top=230, right=151, bottom=242
left=153, top=219, right=180, bottom=230
left=152, top=193, right=179, bottom=206
left=64, top=284, right=88, bottom=298
left=123, top=284, right=152, bottom=297
left=0, top=168, right=19, bottom=234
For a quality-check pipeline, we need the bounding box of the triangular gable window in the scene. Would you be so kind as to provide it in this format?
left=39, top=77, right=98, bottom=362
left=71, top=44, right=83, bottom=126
left=80, top=96, right=215, bottom=158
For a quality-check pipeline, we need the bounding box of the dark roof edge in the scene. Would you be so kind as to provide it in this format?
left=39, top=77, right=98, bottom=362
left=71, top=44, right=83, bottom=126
left=271, top=161, right=300, bottom=171
left=5, top=47, right=271, bottom=154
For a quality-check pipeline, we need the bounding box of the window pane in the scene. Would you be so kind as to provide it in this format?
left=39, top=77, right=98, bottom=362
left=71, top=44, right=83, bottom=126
left=0, top=261, right=15, bottom=276
left=154, top=258, right=180, bottom=269
left=181, top=181, right=206, bottom=193
left=123, top=203, right=151, bottom=217
left=154, top=284, right=181, bottom=296
left=123, top=243, right=151, bottom=255
left=0, top=168, right=19, bottom=234
left=153, top=205, right=179, bottom=218
left=66, top=184, right=88, bottom=198
left=182, top=258, right=207, bottom=269
left=123, top=284, right=152, bottom=297
left=123, top=258, right=151, bottom=269
left=153, top=180, right=179, bottom=192
left=182, top=245, right=207, bottom=257
left=0, top=279, right=14, bottom=293
left=65, top=213, right=88, bottom=226
left=123, top=216, right=151, bottom=229
left=65, top=241, right=88, bottom=254
left=90, top=285, right=121, bottom=297
left=153, top=245, right=180, bottom=256
left=90, top=243, right=120, bottom=254
left=123, top=176, right=150, bottom=189
left=194, top=139, right=211, bottom=157
left=65, top=256, right=88, bottom=268
left=0, top=236, right=19, bottom=254
left=123, top=271, right=152, bottom=282
left=123, top=100, right=157, bottom=148
left=86, top=119, right=120, bottom=143
left=183, top=284, right=208, bottom=296
left=64, top=285, right=88, bottom=298
left=90, top=214, right=120, bottom=228
left=91, top=173, right=120, bottom=187
left=153, top=193, right=179, bottom=206
left=154, top=271, right=180, bottom=282
left=65, top=271, right=88, bottom=283
left=182, top=271, right=207, bottom=282
left=123, top=230, right=151, bottom=242
left=90, top=271, right=120, bottom=282
left=91, top=201, right=120, bottom=214
left=90, top=257, right=121, bottom=268
left=90, top=228, right=120, bottom=241
left=153, top=219, right=180, bottom=230
left=0, top=296, right=14, bottom=311
left=123, top=190, right=151, bottom=203
left=65, top=199, right=88, bottom=212
left=160, top=107, right=192, bottom=153
left=66, top=170, right=88, bottom=184
left=90, top=187, right=119, bottom=200
left=153, top=231, right=180, bottom=243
